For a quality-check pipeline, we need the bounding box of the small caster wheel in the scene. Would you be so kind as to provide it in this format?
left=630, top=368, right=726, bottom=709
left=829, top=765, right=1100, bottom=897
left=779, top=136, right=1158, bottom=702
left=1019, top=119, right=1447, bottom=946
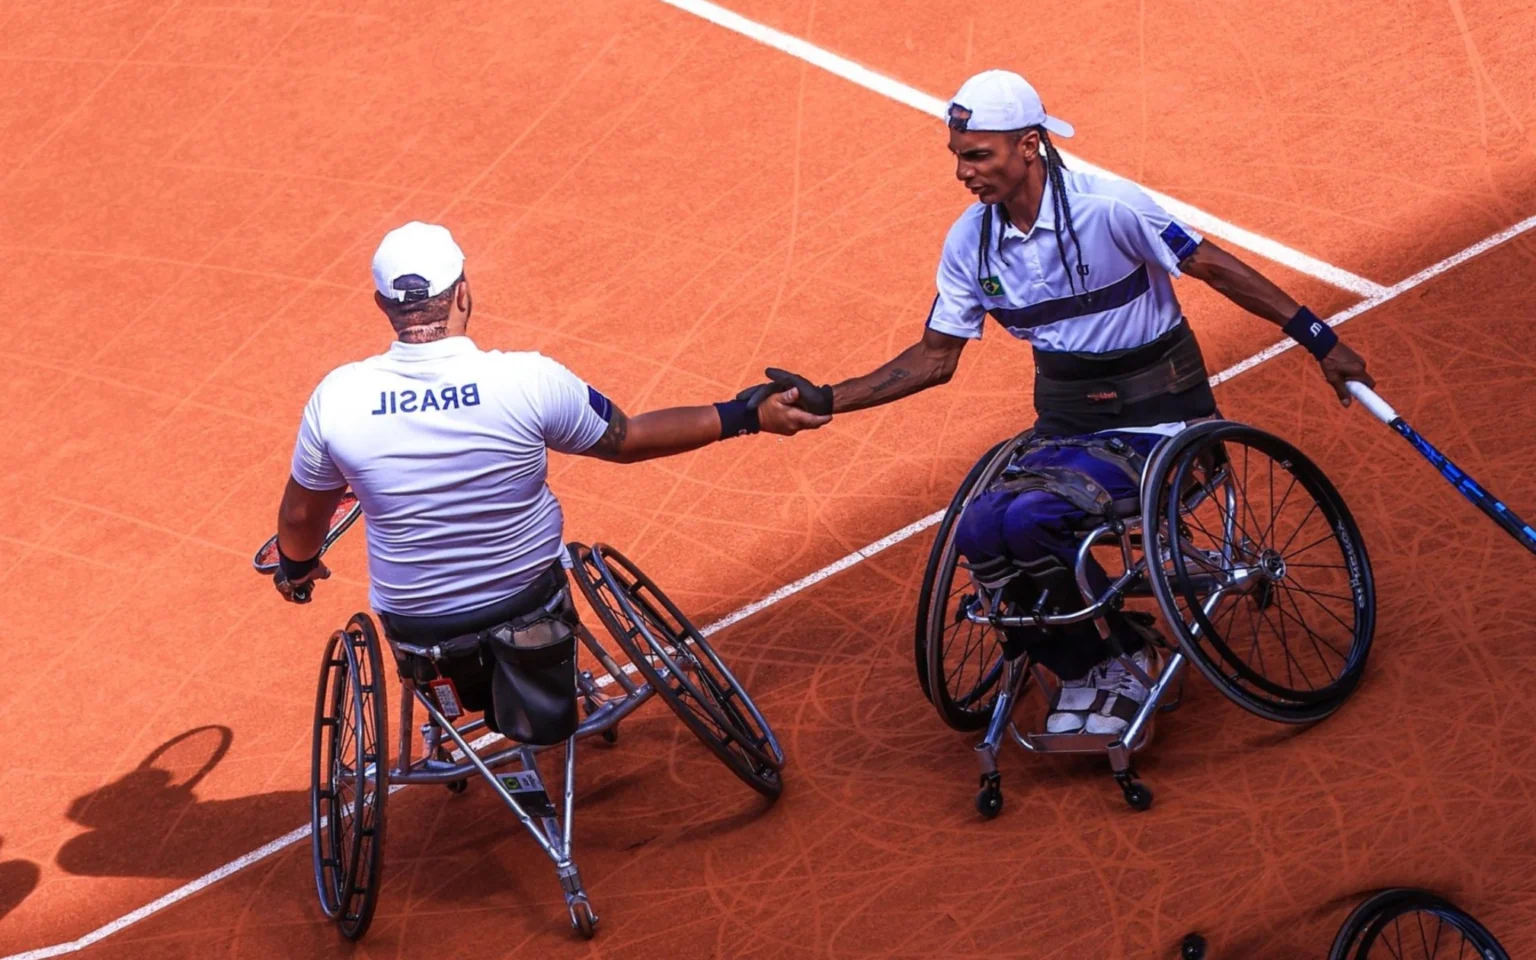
left=1180, top=932, right=1206, bottom=960
left=975, top=772, right=1003, bottom=819
left=569, top=897, right=598, bottom=939
left=602, top=725, right=618, bottom=744
left=446, top=779, right=468, bottom=794
left=1122, top=781, right=1153, bottom=811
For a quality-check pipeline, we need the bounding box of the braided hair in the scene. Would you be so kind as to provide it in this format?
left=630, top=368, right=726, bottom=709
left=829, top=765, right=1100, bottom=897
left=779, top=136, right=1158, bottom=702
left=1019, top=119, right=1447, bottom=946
left=1037, top=128, right=1091, bottom=299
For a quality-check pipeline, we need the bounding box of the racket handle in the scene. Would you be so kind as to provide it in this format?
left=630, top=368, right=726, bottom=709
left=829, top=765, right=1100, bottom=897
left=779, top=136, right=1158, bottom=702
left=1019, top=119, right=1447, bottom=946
left=1346, top=380, right=1398, bottom=426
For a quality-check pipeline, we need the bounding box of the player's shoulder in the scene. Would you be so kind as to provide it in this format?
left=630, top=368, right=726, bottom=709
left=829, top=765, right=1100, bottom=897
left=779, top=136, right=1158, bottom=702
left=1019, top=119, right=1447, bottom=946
left=940, top=202, right=989, bottom=256
left=1061, top=167, right=1163, bottom=213
left=310, top=355, right=377, bottom=397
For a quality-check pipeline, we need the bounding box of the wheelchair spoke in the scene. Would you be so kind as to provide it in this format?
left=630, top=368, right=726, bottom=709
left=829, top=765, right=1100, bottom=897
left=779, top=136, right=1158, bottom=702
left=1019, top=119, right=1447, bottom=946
left=1282, top=579, right=1357, bottom=637
left=1259, top=471, right=1299, bottom=549
left=1274, top=499, right=1322, bottom=557
left=1262, top=600, right=1316, bottom=691
left=1234, top=445, right=1274, bottom=556
left=1272, top=589, right=1348, bottom=663
left=1272, top=589, right=1348, bottom=679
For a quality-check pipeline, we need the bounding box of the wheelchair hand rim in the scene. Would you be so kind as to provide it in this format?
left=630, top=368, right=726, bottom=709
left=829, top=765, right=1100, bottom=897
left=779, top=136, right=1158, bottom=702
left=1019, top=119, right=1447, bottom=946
left=1160, top=425, right=1375, bottom=710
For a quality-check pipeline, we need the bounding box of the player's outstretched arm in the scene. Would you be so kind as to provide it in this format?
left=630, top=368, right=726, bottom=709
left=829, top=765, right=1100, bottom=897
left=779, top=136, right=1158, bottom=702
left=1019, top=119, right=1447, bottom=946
left=1180, top=239, right=1374, bottom=406
left=273, top=477, right=347, bottom=602
left=578, top=388, right=829, bottom=464
left=754, top=328, right=968, bottom=416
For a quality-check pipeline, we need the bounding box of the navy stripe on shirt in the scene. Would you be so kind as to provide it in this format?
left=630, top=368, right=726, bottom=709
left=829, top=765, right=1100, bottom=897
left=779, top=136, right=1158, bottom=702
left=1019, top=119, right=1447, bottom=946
left=988, top=264, right=1151, bottom=333
left=587, top=385, right=613, bottom=422
left=1160, top=222, right=1199, bottom=261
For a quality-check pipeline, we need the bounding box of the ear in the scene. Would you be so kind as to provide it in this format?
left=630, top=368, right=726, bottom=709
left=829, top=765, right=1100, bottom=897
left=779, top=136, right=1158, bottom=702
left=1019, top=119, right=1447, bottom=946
left=1019, top=129, right=1044, bottom=162
left=455, top=277, right=472, bottom=315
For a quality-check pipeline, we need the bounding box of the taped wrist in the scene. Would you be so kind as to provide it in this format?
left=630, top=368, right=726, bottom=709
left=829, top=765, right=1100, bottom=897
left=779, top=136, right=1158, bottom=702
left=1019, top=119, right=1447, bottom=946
left=713, top=399, right=761, bottom=439
left=1283, top=307, right=1339, bottom=361
left=278, top=546, right=320, bottom=581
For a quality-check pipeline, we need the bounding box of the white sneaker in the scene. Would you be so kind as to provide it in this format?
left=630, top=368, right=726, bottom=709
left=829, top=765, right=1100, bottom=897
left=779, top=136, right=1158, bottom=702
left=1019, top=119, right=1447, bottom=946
left=1045, top=666, right=1103, bottom=734
left=1084, top=649, right=1155, bottom=736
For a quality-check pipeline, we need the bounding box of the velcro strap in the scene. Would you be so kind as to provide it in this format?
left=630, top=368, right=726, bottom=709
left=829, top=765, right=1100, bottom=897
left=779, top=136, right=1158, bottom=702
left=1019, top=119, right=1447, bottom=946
left=989, top=464, right=1115, bottom=516
left=1034, top=323, right=1208, bottom=414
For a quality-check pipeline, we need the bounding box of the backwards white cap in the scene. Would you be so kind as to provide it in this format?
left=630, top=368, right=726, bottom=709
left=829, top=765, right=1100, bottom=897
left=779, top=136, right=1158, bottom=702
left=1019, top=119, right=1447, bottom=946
left=371, top=221, right=466, bottom=302
left=945, top=70, right=1074, bottom=138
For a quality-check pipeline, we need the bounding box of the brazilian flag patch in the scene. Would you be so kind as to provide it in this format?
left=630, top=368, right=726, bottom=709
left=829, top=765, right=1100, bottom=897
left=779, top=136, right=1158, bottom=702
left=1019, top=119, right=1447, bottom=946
left=980, top=275, right=1004, bottom=297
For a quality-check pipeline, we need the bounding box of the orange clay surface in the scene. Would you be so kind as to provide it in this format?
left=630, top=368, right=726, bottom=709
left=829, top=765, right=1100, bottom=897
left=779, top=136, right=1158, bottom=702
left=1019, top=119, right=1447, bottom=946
left=2, top=0, right=1535, bottom=957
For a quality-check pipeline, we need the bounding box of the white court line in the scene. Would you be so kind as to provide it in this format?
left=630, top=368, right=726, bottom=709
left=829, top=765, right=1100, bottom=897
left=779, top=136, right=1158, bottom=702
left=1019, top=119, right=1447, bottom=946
left=14, top=13, right=1536, bottom=959
left=12, top=210, right=1535, bottom=960
left=656, top=0, right=1389, bottom=299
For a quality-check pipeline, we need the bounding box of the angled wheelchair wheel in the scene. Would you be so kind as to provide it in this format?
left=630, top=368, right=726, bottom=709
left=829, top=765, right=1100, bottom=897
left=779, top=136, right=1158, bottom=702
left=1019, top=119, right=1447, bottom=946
left=916, top=433, right=1031, bottom=731
left=1328, top=888, right=1510, bottom=960
left=1143, top=421, right=1376, bottom=724
left=570, top=544, right=785, bottom=800
left=310, top=613, right=389, bottom=941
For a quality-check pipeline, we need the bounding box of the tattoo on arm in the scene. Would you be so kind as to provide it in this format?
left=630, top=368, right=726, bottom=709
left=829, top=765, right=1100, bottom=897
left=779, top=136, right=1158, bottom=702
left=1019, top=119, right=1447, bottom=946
left=868, top=368, right=912, bottom=395
left=588, top=406, right=630, bottom=460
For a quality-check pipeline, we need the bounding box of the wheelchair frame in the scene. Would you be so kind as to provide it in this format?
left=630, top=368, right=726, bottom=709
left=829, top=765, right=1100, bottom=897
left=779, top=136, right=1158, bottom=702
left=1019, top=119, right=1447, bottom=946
left=309, top=542, right=784, bottom=942
left=920, top=419, right=1377, bottom=815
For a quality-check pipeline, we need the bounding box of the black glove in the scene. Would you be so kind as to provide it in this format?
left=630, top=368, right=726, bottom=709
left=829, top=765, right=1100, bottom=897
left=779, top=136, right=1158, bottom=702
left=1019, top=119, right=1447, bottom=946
left=734, top=381, right=782, bottom=409
left=761, top=367, right=834, bottom=416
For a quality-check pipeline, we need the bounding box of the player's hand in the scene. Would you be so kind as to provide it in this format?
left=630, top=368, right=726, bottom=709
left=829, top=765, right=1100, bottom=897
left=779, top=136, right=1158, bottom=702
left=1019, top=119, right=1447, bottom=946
left=1319, top=342, right=1374, bottom=407
left=760, top=367, right=834, bottom=416
left=735, top=380, right=784, bottom=409
left=274, top=562, right=330, bottom=604
left=757, top=387, right=831, bottom=436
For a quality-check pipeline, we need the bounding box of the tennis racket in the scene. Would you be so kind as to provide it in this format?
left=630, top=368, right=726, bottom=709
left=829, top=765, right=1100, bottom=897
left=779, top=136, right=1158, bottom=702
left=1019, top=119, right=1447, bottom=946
left=253, top=491, right=362, bottom=601
left=1348, top=381, right=1536, bottom=556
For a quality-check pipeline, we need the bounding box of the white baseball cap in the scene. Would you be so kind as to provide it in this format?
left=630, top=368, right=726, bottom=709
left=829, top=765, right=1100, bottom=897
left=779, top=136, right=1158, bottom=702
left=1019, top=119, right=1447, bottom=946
left=946, top=70, right=1074, bottom=138
left=371, top=221, right=466, bottom=302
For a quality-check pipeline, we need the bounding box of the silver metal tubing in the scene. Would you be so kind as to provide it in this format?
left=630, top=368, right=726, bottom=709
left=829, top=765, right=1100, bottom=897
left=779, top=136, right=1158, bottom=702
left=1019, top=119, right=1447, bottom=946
left=1110, top=651, right=1185, bottom=758
left=394, top=680, right=416, bottom=778
left=412, top=688, right=568, bottom=867
left=391, top=680, right=654, bottom=784
left=561, top=736, right=576, bottom=855
left=577, top=624, right=640, bottom=697
left=969, top=565, right=1144, bottom=629
left=974, top=659, right=1028, bottom=774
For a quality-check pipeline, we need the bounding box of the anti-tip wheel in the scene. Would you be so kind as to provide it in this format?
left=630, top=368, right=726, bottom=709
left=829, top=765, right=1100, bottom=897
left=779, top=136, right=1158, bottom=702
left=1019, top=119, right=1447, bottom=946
left=569, top=897, right=598, bottom=939
left=975, top=773, right=1003, bottom=819
left=445, top=779, right=467, bottom=794
left=1123, top=782, right=1154, bottom=812
left=1181, top=932, right=1207, bottom=960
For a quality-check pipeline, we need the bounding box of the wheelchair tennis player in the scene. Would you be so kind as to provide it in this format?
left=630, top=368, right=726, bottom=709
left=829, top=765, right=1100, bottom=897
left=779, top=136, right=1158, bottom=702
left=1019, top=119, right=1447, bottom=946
left=749, top=69, right=1375, bottom=738
left=269, top=221, right=828, bottom=692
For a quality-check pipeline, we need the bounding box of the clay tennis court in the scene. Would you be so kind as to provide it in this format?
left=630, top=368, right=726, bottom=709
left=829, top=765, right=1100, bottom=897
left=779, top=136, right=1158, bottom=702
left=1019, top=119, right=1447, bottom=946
left=3, top=0, right=1536, bottom=956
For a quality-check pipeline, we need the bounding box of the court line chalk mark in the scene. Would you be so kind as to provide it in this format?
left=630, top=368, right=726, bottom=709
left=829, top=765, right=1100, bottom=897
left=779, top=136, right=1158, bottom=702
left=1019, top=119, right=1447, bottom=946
left=656, top=0, right=1388, bottom=299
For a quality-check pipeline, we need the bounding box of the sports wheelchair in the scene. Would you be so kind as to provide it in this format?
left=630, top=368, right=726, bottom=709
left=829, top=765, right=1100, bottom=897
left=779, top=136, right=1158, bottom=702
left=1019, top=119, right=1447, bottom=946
left=308, top=543, right=784, bottom=941
left=1179, top=886, right=1511, bottom=959
left=916, top=418, right=1377, bottom=815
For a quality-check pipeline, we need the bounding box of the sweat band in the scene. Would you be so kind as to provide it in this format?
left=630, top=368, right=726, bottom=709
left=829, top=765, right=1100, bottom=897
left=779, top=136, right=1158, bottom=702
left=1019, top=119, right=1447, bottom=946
left=278, top=546, right=320, bottom=581
left=714, top=399, right=761, bottom=439
left=1283, top=307, right=1339, bottom=361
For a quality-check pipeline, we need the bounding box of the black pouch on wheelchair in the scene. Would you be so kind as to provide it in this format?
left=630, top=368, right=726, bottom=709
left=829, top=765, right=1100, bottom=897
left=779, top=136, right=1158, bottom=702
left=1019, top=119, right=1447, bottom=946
left=483, top=591, right=581, bottom=747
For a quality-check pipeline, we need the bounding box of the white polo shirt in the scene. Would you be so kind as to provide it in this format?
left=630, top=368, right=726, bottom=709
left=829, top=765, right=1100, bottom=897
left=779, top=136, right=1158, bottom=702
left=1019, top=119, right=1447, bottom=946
left=289, top=337, right=611, bottom=617
left=928, top=167, right=1203, bottom=353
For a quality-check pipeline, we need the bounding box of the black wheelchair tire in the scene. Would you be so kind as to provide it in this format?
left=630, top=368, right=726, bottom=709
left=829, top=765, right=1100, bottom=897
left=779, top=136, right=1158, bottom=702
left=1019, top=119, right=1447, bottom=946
left=1144, top=422, right=1376, bottom=725
left=1328, top=888, right=1510, bottom=960
left=309, top=613, right=389, bottom=941
left=570, top=544, right=785, bottom=800
left=915, top=434, right=1029, bottom=732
